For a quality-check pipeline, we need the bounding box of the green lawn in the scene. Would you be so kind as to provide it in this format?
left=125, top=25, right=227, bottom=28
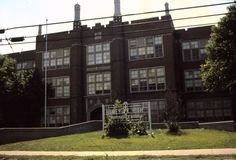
left=0, top=129, right=236, bottom=151
left=0, top=155, right=236, bottom=160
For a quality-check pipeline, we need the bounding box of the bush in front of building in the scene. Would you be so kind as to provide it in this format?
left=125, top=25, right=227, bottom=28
left=105, top=118, right=131, bottom=137
left=164, top=89, right=182, bottom=135
left=164, top=119, right=180, bottom=134
left=104, top=100, right=131, bottom=137
left=131, top=118, right=148, bottom=136
left=104, top=100, right=149, bottom=137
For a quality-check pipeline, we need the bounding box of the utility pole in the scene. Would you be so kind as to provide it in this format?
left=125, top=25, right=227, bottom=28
left=44, top=19, right=48, bottom=127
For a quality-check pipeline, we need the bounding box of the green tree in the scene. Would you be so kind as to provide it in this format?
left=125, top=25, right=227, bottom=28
left=0, top=55, right=44, bottom=127
left=0, top=55, right=17, bottom=95
left=201, top=4, right=236, bottom=94
left=21, top=69, right=45, bottom=126
left=201, top=4, right=236, bottom=120
left=0, top=55, right=16, bottom=126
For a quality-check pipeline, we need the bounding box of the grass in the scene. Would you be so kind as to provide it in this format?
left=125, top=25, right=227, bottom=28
left=0, top=129, right=235, bottom=151
left=0, top=155, right=236, bottom=160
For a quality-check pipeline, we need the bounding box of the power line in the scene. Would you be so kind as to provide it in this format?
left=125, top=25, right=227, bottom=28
left=4, top=36, right=14, bottom=53
left=0, top=22, right=216, bottom=47
left=0, top=12, right=228, bottom=42
left=1, top=2, right=234, bottom=53
left=109, top=12, right=228, bottom=28
left=2, top=1, right=234, bottom=31
left=120, top=1, right=234, bottom=18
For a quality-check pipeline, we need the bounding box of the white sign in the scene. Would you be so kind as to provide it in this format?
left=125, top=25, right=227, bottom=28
left=102, top=102, right=152, bottom=130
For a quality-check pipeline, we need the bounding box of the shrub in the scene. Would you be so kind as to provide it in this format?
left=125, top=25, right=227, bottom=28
left=165, top=120, right=180, bottom=134
left=105, top=118, right=131, bottom=137
left=104, top=100, right=131, bottom=137
left=164, top=89, right=182, bottom=135
left=104, top=100, right=149, bottom=137
left=131, top=120, right=148, bottom=136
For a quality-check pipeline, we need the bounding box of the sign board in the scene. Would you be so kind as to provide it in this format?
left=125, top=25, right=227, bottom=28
left=102, top=102, right=152, bottom=131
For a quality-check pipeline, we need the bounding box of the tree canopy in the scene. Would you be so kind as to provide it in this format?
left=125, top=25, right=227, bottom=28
left=201, top=4, right=236, bottom=95
left=0, top=55, right=44, bottom=127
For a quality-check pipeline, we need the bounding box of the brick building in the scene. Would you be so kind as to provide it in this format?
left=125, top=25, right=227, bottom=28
left=6, top=1, right=233, bottom=126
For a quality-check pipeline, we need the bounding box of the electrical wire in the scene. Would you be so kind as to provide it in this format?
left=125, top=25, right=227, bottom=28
left=0, top=12, right=228, bottom=42
left=0, top=22, right=216, bottom=47
left=0, top=1, right=234, bottom=53
left=4, top=36, right=14, bottom=53
left=2, top=1, right=234, bottom=31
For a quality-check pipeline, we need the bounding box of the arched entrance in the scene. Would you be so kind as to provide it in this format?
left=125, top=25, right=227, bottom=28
left=90, top=107, right=102, bottom=120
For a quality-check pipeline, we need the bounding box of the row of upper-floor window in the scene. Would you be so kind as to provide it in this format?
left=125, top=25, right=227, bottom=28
left=87, top=66, right=166, bottom=96
left=44, top=67, right=204, bottom=99
left=15, top=61, right=203, bottom=94
left=44, top=67, right=166, bottom=98
left=39, top=37, right=208, bottom=71
left=86, top=67, right=205, bottom=95
left=14, top=39, right=208, bottom=71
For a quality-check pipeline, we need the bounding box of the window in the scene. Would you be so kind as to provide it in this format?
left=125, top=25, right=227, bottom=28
left=87, top=72, right=111, bottom=95
left=128, top=36, right=163, bottom=60
left=43, top=48, right=70, bottom=70
left=150, top=100, right=166, bottom=123
left=103, top=52, right=110, bottom=63
left=94, top=32, right=102, bottom=40
left=47, top=105, right=70, bottom=126
left=186, top=99, right=232, bottom=119
left=16, top=61, right=35, bottom=70
left=87, top=42, right=110, bottom=65
left=182, top=39, right=207, bottom=62
left=48, top=76, right=70, bottom=98
left=184, top=69, right=203, bottom=92
left=130, top=67, right=165, bottom=92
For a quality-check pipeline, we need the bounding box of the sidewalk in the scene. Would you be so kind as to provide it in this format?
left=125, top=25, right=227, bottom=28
left=0, top=148, right=236, bottom=157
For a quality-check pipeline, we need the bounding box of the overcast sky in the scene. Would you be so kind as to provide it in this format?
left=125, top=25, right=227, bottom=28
left=0, top=0, right=233, bottom=54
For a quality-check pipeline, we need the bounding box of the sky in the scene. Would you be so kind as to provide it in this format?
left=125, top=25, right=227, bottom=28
left=0, top=0, right=234, bottom=54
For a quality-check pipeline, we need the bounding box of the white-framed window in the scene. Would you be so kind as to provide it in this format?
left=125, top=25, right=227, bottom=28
left=182, top=39, right=208, bottom=62
left=130, top=66, right=166, bottom=93
left=47, top=76, right=70, bottom=98
left=87, top=72, right=111, bottom=95
left=184, top=69, right=203, bottom=92
left=43, top=48, right=70, bottom=70
left=128, top=35, right=163, bottom=60
left=46, top=105, right=70, bottom=127
left=87, top=42, right=110, bottom=65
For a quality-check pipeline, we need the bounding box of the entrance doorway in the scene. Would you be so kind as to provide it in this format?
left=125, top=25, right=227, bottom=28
left=90, top=107, right=102, bottom=120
